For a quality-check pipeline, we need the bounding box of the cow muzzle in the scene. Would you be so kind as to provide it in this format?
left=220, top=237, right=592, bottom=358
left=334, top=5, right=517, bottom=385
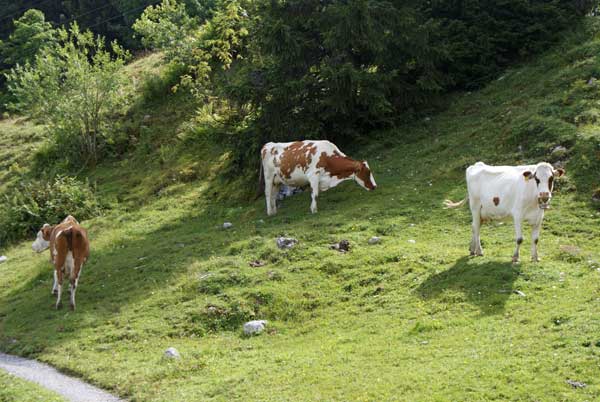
left=538, top=193, right=551, bottom=210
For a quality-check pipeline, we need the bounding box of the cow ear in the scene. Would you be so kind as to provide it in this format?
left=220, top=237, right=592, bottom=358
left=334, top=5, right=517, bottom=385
left=41, top=224, right=52, bottom=240
left=554, top=168, right=565, bottom=177
left=523, top=171, right=533, bottom=180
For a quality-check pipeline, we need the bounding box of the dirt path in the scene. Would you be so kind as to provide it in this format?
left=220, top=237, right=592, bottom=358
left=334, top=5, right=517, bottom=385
left=0, top=352, right=124, bottom=402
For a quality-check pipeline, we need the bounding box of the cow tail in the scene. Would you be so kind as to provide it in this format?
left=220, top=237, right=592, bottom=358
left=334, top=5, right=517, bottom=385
left=255, top=157, right=265, bottom=199
left=443, top=197, right=468, bottom=209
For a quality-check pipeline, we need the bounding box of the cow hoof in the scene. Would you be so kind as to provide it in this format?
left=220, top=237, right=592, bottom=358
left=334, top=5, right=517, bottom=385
left=52, top=290, right=58, bottom=296
left=532, top=257, right=540, bottom=263
left=69, top=304, right=75, bottom=311
left=512, top=257, right=520, bottom=264
left=55, top=302, right=63, bottom=310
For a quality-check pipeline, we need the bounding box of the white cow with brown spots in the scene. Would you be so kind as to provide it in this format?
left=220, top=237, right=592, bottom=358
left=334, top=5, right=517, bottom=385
left=261, top=140, right=377, bottom=215
left=32, top=215, right=90, bottom=310
left=444, top=162, right=565, bottom=263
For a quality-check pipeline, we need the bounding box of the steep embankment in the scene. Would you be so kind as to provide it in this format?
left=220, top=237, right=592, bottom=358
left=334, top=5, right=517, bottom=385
left=0, top=20, right=599, bottom=402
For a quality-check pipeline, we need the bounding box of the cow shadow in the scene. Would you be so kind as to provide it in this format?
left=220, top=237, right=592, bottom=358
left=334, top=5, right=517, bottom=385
left=416, top=256, right=519, bottom=315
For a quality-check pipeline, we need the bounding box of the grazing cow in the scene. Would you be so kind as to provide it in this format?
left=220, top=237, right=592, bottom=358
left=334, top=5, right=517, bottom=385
left=444, top=162, right=565, bottom=262
left=32, top=215, right=90, bottom=310
left=261, top=140, right=377, bottom=215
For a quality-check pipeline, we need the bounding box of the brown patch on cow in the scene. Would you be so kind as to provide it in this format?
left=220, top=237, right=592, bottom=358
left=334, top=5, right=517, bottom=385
left=261, top=147, right=267, bottom=160
left=41, top=225, right=54, bottom=241
left=279, top=142, right=317, bottom=178
left=316, top=151, right=360, bottom=179
left=493, top=196, right=500, bottom=206
left=270, top=148, right=278, bottom=156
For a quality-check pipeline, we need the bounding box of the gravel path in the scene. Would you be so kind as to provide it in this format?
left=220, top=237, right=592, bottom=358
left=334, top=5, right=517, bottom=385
left=0, top=352, right=124, bottom=402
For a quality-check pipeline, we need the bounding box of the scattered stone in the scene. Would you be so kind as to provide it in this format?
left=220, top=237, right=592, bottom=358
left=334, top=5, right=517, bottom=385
left=176, top=243, right=185, bottom=248
left=0, top=256, right=7, bottom=264
left=243, top=320, right=267, bottom=335
left=249, top=260, right=266, bottom=268
left=424, top=117, right=431, bottom=122
left=330, top=240, right=351, bottom=253
left=143, top=114, right=151, bottom=122
left=368, top=236, right=381, bottom=245
left=514, top=290, right=526, bottom=297
left=164, top=347, right=181, bottom=359
left=587, top=77, right=597, bottom=86
left=408, top=239, right=416, bottom=244
left=566, top=379, right=587, bottom=389
left=223, top=222, right=233, bottom=229
left=409, top=223, right=416, bottom=227
left=276, top=237, right=298, bottom=249
left=551, top=145, right=568, bottom=158
left=420, top=341, right=429, bottom=345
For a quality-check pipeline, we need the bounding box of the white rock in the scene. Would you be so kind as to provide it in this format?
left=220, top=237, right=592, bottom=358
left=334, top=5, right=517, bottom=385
left=223, top=222, right=233, bottom=229
left=408, top=239, right=416, bottom=244
left=0, top=256, right=7, bottom=264
left=164, top=347, right=180, bottom=359
left=276, top=237, right=298, bottom=249
left=243, top=320, right=267, bottom=335
left=368, top=237, right=381, bottom=245
left=514, top=290, right=526, bottom=297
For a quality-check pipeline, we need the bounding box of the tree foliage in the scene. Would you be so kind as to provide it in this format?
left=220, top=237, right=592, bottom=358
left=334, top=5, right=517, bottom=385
left=6, top=24, right=130, bottom=167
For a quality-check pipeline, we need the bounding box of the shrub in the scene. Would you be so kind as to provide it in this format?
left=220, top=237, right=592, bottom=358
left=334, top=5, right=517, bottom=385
left=6, top=23, right=130, bottom=168
left=0, top=176, right=101, bottom=245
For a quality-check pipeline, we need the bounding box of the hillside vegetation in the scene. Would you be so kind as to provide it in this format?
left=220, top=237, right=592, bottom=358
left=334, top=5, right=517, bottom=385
left=0, top=17, right=600, bottom=402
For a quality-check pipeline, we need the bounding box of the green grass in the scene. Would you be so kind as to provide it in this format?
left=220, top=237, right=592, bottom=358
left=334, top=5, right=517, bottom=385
left=0, top=117, right=44, bottom=193
left=0, top=371, right=65, bottom=402
left=1, top=19, right=600, bottom=402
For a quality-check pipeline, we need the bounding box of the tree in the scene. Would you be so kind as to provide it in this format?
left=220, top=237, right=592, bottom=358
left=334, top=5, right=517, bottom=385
left=6, top=23, right=130, bottom=167
left=0, top=9, right=56, bottom=91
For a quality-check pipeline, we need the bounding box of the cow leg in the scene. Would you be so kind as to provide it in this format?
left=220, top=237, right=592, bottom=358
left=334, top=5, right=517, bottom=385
left=531, top=223, right=541, bottom=262
left=270, top=183, right=280, bottom=215
left=309, top=176, right=319, bottom=214
left=51, top=270, right=58, bottom=295
left=264, top=175, right=275, bottom=216
left=69, top=259, right=82, bottom=311
left=54, top=251, right=66, bottom=309
left=512, top=217, right=523, bottom=263
left=470, top=202, right=483, bottom=256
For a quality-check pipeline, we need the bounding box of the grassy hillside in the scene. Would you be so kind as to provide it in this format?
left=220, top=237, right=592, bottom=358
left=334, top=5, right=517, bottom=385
left=0, top=19, right=600, bottom=402
left=0, top=371, right=65, bottom=402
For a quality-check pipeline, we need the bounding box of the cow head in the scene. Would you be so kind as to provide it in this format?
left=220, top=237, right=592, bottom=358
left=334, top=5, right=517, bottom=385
left=354, top=161, right=377, bottom=191
left=32, top=224, right=53, bottom=253
left=523, top=163, right=565, bottom=210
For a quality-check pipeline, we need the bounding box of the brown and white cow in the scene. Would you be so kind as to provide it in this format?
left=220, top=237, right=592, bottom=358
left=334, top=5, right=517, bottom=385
left=444, top=162, right=565, bottom=263
left=32, top=215, right=90, bottom=310
left=261, top=140, right=377, bottom=215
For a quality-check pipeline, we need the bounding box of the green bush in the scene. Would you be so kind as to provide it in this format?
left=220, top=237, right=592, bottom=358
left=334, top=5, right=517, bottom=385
left=6, top=23, right=130, bottom=168
left=0, top=176, right=101, bottom=245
